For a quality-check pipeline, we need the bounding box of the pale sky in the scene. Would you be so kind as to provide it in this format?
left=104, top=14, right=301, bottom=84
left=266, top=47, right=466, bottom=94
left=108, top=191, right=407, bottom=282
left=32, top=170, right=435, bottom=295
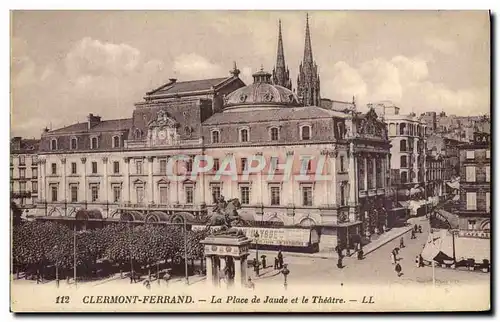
left=11, top=10, right=490, bottom=138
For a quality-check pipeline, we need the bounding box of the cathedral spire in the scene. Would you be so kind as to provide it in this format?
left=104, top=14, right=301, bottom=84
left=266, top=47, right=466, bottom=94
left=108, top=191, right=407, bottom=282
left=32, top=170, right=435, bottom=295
left=303, top=13, right=313, bottom=64
left=272, top=19, right=292, bottom=90
left=297, top=13, right=321, bottom=106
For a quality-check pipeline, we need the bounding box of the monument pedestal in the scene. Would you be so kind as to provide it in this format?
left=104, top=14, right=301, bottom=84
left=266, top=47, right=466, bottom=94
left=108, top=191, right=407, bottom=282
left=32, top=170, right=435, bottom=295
left=201, top=230, right=251, bottom=288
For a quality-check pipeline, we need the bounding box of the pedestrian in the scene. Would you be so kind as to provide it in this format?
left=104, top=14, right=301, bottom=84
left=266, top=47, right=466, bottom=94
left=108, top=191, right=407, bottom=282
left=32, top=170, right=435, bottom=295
left=254, top=260, right=260, bottom=276
left=274, top=257, right=279, bottom=270
left=261, top=255, right=267, bottom=269
left=278, top=250, right=284, bottom=269
left=400, top=237, right=405, bottom=249
left=335, top=245, right=342, bottom=259
left=414, top=224, right=418, bottom=233
left=247, top=277, right=255, bottom=290
left=415, top=255, right=420, bottom=268
left=418, top=225, right=422, bottom=233
left=391, top=252, right=396, bottom=265
left=419, top=254, right=424, bottom=267
left=395, top=263, right=402, bottom=277
left=337, top=257, right=343, bottom=269
left=357, top=248, right=364, bottom=260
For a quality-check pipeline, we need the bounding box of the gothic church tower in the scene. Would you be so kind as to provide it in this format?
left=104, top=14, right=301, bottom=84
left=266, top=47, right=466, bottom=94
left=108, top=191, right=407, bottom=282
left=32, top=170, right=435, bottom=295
left=272, top=20, right=292, bottom=90
left=296, top=14, right=321, bottom=106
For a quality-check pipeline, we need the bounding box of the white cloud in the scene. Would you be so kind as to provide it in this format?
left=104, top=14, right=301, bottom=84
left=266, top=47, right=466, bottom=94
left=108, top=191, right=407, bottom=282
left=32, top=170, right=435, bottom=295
left=173, top=53, right=224, bottom=79
left=322, top=55, right=488, bottom=116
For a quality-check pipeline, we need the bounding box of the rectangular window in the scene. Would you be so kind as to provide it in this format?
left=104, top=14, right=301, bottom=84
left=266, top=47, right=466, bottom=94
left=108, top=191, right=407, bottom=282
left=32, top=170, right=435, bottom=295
left=485, top=166, right=490, bottom=182
left=302, top=186, right=313, bottom=206
left=340, top=156, right=345, bottom=172
left=51, top=163, right=57, bottom=175
left=466, top=150, right=475, bottom=159
left=185, top=186, right=194, bottom=204
left=186, top=157, right=193, bottom=173
left=51, top=186, right=58, bottom=202
left=465, top=166, right=476, bottom=182
left=212, top=186, right=221, bottom=203
left=358, top=159, right=365, bottom=190
left=71, top=186, right=78, bottom=202
left=32, top=167, right=38, bottom=178
left=340, top=182, right=348, bottom=206
left=159, top=159, right=167, bottom=175
left=270, top=186, right=280, bottom=205
left=71, top=162, right=77, bottom=174
left=159, top=186, right=168, bottom=204
left=136, top=186, right=144, bottom=204
left=466, top=192, right=477, bottom=210
left=240, top=186, right=250, bottom=205
left=467, top=220, right=477, bottom=230
left=113, top=186, right=121, bottom=203
left=91, top=161, right=98, bottom=174
left=367, top=159, right=374, bottom=189
left=19, top=168, right=26, bottom=179
left=91, top=186, right=99, bottom=202
left=486, top=149, right=490, bottom=159
left=113, top=161, right=120, bottom=174
left=20, top=182, right=26, bottom=192
left=213, top=158, right=220, bottom=172
left=19, top=155, right=25, bottom=165
left=241, top=158, right=248, bottom=173
left=486, top=192, right=490, bottom=213
left=376, top=159, right=382, bottom=188
left=32, top=181, right=38, bottom=193
left=136, top=160, right=143, bottom=174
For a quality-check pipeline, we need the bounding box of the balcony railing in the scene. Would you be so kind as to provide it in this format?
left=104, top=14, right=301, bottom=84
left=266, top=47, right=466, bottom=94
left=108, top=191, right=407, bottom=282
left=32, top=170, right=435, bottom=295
left=11, top=191, right=31, bottom=198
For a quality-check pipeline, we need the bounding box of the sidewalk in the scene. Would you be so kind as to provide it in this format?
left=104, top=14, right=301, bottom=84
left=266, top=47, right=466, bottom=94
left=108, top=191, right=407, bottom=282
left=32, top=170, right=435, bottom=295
left=248, top=224, right=414, bottom=261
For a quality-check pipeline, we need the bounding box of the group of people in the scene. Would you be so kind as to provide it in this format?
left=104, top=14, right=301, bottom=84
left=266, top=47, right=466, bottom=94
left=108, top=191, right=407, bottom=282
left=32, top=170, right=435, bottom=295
left=410, top=224, right=423, bottom=240
left=391, top=224, right=425, bottom=277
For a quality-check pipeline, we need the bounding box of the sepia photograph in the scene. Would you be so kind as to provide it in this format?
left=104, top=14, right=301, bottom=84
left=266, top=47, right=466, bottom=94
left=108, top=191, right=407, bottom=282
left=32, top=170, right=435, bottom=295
left=9, top=9, right=491, bottom=312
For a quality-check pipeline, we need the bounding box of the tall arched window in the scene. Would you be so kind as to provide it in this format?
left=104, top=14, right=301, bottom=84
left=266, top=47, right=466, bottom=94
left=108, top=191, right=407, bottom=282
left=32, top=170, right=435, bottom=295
left=301, top=125, right=311, bottom=140
left=91, top=137, right=98, bottom=149
left=400, top=139, right=407, bottom=152
left=400, top=155, right=408, bottom=168
left=211, top=130, right=220, bottom=143
left=70, top=137, right=77, bottom=150
left=240, top=129, right=249, bottom=142
left=389, top=123, right=396, bottom=136
left=400, top=123, right=406, bottom=135
left=50, top=139, right=57, bottom=151
left=113, top=136, right=120, bottom=148
left=270, top=127, right=279, bottom=141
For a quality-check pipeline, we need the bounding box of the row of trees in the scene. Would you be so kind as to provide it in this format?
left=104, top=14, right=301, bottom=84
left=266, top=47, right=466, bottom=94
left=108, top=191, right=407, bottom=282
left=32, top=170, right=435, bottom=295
left=12, top=221, right=209, bottom=281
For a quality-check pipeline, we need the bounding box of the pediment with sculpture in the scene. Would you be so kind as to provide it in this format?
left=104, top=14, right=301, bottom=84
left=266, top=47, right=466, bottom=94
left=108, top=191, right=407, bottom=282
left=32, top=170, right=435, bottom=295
left=147, top=109, right=181, bottom=146
left=356, top=108, right=388, bottom=140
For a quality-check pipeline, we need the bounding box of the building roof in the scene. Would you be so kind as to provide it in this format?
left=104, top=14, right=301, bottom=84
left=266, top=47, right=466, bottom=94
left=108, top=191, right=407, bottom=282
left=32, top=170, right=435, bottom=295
left=146, top=77, right=231, bottom=97
left=203, top=106, right=346, bottom=126
left=48, top=118, right=132, bottom=134
left=10, top=138, right=40, bottom=153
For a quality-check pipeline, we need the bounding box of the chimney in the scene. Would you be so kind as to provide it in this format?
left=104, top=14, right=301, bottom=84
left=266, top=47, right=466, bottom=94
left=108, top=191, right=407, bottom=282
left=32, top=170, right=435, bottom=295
left=87, top=113, right=101, bottom=129
left=11, top=137, right=22, bottom=150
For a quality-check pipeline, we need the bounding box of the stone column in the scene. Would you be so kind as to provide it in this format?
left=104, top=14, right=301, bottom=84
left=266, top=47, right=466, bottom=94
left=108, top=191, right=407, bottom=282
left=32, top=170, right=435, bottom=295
left=330, top=152, right=337, bottom=206
left=372, top=156, right=377, bottom=189
left=364, top=155, right=368, bottom=190
left=80, top=157, right=87, bottom=203
left=61, top=158, right=67, bottom=202
left=147, top=156, right=154, bottom=204
left=102, top=157, right=108, bottom=205
left=124, top=157, right=130, bottom=203
left=348, top=143, right=357, bottom=205
left=234, top=258, right=242, bottom=288
left=205, top=256, right=213, bottom=287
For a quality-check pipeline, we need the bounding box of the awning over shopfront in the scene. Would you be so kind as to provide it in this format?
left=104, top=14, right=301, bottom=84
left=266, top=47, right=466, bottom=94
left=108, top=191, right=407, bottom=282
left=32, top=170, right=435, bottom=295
left=75, top=209, right=103, bottom=220
left=421, top=229, right=490, bottom=262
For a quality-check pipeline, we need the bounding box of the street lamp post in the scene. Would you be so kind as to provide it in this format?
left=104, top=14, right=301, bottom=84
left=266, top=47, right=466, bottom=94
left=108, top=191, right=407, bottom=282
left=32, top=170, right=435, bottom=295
left=281, top=264, right=290, bottom=290
left=254, top=232, right=260, bottom=276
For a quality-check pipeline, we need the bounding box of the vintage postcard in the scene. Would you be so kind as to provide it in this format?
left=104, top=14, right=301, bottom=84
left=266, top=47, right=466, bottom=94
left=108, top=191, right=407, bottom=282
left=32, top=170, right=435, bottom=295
left=10, top=10, right=491, bottom=312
